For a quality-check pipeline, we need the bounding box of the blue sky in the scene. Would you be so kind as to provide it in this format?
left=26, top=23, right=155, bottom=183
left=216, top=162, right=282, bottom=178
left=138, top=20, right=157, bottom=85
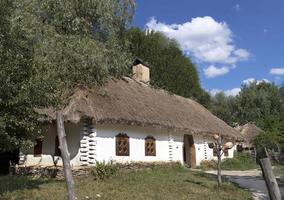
left=132, top=0, right=284, bottom=95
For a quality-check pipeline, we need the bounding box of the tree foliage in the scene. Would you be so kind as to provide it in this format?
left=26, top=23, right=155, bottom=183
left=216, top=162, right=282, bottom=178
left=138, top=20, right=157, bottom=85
left=210, top=81, right=284, bottom=150
left=209, top=92, right=236, bottom=126
left=0, top=0, right=42, bottom=151
left=126, top=28, right=210, bottom=106
left=0, top=0, right=135, bottom=152
left=14, top=0, right=135, bottom=104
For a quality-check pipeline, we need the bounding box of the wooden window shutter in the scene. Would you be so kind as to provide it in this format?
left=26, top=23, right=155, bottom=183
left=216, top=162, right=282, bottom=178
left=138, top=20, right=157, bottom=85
left=145, top=136, right=156, bottom=156
left=34, top=139, right=42, bottom=156
left=55, top=136, right=61, bottom=156
left=224, top=149, right=229, bottom=157
left=116, top=133, right=129, bottom=156
left=213, top=147, right=217, bottom=157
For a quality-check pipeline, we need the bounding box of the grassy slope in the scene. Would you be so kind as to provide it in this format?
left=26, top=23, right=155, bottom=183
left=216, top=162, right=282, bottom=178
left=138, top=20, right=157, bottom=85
left=0, top=167, right=252, bottom=200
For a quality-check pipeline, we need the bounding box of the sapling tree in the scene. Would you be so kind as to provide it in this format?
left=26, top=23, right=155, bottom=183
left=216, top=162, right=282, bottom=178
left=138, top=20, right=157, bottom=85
left=208, top=134, right=234, bottom=187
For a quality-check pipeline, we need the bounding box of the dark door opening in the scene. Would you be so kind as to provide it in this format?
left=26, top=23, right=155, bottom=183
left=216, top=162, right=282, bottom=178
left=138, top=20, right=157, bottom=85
left=0, top=149, right=19, bottom=175
left=183, top=135, right=196, bottom=168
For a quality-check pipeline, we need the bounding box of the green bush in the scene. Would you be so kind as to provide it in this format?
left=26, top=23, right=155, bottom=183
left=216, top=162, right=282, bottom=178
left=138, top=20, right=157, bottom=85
left=198, top=153, right=258, bottom=171
left=221, top=153, right=258, bottom=170
left=91, top=161, right=119, bottom=180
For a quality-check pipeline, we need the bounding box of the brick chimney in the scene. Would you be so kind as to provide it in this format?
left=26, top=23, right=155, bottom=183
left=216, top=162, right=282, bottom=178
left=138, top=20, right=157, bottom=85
left=132, top=58, right=150, bottom=83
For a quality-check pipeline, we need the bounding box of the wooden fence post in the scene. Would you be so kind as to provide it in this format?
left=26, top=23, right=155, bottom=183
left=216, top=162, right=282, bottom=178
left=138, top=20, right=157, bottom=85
left=259, top=157, right=281, bottom=200
left=56, top=111, right=76, bottom=200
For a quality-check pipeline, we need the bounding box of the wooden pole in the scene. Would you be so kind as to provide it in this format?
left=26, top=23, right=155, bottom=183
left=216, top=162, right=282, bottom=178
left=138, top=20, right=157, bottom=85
left=217, top=135, right=222, bottom=187
left=56, top=111, right=76, bottom=200
left=217, top=144, right=222, bottom=187
left=260, top=157, right=281, bottom=200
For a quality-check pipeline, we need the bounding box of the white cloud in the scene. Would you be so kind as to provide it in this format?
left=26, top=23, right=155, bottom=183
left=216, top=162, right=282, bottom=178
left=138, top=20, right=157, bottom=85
left=209, top=89, right=222, bottom=96
left=146, top=17, right=249, bottom=65
left=204, top=65, right=229, bottom=78
left=243, top=78, right=270, bottom=85
left=209, top=88, right=241, bottom=97
left=225, top=88, right=241, bottom=96
left=234, top=49, right=249, bottom=60
left=270, top=68, right=284, bottom=75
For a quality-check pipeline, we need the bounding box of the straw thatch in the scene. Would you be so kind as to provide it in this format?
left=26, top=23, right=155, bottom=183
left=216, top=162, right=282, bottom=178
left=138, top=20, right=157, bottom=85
left=37, top=77, right=242, bottom=139
left=235, top=123, right=264, bottom=143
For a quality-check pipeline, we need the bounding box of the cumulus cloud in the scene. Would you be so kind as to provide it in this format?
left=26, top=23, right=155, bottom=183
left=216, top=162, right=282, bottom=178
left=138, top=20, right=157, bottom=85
left=209, top=89, right=222, bottom=96
left=146, top=16, right=250, bottom=75
left=204, top=65, right=229, bottom=78
left=270, top=68, right=284, bottom=75
left=209, top=88, right=241, bottom=97
left=234, top=49, right=250, bottom=60
left=225, top=88, right=241, bottom=96
left=243, top=78, right=270, bottom=85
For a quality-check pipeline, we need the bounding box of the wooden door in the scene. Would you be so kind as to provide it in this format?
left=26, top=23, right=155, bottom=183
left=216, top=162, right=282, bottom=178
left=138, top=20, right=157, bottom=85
left=183, top=135, right=196, bottom=168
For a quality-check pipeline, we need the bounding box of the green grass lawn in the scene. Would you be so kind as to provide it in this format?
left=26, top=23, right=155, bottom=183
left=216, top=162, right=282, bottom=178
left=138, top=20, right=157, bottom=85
left=273, top=165, right=284, bottom=186
left=0, top=167, right=253, bottom=200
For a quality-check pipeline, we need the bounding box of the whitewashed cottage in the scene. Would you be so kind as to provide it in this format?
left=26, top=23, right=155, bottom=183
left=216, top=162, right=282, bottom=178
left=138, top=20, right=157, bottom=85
left=20, top=59, right=242, bottom=168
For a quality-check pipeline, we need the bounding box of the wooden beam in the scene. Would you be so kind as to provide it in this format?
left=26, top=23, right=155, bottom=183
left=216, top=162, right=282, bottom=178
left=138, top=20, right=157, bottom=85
left=56, top=111, right=76, bottom=200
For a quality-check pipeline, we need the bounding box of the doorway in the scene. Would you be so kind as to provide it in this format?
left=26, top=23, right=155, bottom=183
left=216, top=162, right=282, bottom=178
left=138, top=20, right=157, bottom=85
left=183, top=135, right=196, bottom=168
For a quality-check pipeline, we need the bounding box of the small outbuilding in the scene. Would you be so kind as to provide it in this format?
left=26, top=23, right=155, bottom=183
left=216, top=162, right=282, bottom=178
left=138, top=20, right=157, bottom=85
left=235, top=123, right=264, bottom=153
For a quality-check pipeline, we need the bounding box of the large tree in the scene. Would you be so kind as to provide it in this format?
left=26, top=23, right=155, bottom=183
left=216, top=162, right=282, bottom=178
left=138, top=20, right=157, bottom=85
left=0, top=0, right=135, bottom=152
left=209, top=92, right=237, bottom=126
left=236, top=82, right=284, bottom=150
left=15, top=0, right=135, bottom=104
left=210, top=81, right=284, bottom=150
left=126, top=28, right=210, bottom=107
left=0, top=0, right=43, bottom=152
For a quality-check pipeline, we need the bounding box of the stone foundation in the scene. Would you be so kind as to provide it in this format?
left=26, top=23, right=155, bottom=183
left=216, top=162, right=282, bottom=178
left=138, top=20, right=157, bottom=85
left=13, top=162, right=180, bottom=179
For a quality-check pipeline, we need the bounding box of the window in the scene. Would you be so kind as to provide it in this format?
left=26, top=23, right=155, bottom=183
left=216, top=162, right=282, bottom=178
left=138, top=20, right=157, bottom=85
left=213, top=147, right=217, bottom=157
left=145, top=136, right=156, bottom=156
left=55, top=136, right=61, bottom=156
left=224, top=149, right=229, bottom=157
left=116, top=133, right=129, bottom=156
left=213, top=147, right=228, bottom=157
left=34, top=139, right=42, bottom=156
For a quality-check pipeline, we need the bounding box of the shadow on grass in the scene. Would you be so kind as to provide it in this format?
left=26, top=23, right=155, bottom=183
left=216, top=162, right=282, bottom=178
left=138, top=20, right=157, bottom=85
left=184, top=179, right=209, bottom=188
left=0, top=175, right=55, bottom=196
left=191, top=171, right=250, bottom=190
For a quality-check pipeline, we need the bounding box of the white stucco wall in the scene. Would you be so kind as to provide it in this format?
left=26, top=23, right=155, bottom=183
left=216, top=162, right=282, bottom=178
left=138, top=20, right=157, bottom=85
left=94, top=124, right=184, bottom=164
left=21, top=122, right=236, bottom=167
left=23, top=123, right=82, bottom=167
left=193, top=135, right=235, bottom=165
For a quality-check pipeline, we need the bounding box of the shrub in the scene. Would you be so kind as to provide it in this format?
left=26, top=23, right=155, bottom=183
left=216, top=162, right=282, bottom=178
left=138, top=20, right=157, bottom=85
left=221, top=153, right=258, bottom=170
left=199, top=160, right=217, bottom=170
left=91, top=161, right=119, bottom=180
left=198, top=153, right=258, bottom=171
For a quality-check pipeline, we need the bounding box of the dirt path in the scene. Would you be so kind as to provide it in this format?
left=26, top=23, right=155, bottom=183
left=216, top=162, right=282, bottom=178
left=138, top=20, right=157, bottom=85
left=205, top=170, right=284, bottom=200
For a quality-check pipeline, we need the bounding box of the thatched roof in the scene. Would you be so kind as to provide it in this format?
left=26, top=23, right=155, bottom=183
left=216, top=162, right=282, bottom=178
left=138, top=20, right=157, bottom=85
left=38, top=77, right=242, bottom=139
left=235, top=123, right=264, bottom=143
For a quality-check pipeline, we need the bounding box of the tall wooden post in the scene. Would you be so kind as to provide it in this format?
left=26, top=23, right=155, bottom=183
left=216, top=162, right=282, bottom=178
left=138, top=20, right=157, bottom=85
left=217, top=136, right=222, bottom=187
left=259, top=151, right=281, bottom=200
left=56, top=111, right=76, bottom=200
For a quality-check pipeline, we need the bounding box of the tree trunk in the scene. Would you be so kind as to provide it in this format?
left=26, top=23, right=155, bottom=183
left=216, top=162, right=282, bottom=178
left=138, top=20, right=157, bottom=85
left=217, top=136, right=222, bottom=187
left=260, top=157, right=281, bottom=200
left=56, top=111, right=76, bottom=200
left=217, top=153, right=222, bottom=187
